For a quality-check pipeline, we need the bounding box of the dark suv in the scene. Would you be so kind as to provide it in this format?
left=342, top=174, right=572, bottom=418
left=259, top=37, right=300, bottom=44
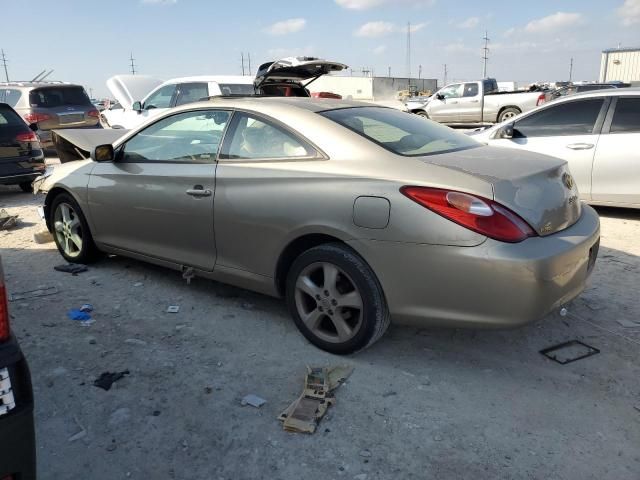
left=0, top=103, right=46, bottom=192
left=0, top=257, right=36, bottom=479
left=0, top=82, right=101, bottom=149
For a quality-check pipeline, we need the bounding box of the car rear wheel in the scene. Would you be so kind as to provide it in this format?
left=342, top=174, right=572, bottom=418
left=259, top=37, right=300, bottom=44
left=286, top=243, right=390, bottom=354
left=498, top=107, right=520, bottom=123
left=18, top=182, right=32, bottom=193
left=50, top=193, right=99, bottom=263
left=415, top=110, right=429, bottom=118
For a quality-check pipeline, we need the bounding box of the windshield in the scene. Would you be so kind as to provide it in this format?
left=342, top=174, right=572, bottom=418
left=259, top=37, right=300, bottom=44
left=320, top=107, right=480, bottom=156
left=29, top=86, right=92, bottom=107
left=218, top=83, right=255, bottom=95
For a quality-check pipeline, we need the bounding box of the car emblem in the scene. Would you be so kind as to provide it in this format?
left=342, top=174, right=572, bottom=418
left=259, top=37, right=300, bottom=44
left=563, top=173, right=574, bottom=190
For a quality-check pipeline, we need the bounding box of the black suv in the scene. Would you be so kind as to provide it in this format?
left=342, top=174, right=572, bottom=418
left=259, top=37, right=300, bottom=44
left=0, top=82, right=101, bottom=149
left=0, top=257, right=36, bottom=479
left=0, top=103, right=45, bottom=192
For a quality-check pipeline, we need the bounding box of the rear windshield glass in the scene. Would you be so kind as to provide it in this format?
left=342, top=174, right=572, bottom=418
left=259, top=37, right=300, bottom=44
left=218, top=83, right=255, bottom=96
left=29, top=86, right=91, bottom=107
left=0, top=105, right=24, bottom=126
left=0, top=89, right=22, bottom=107
left=320, top=107, right=479, bottom=156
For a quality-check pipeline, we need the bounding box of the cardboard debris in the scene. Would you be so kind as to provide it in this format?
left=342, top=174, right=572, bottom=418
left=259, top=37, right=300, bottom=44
left=279, top=365, right=353, bottom=434
left=0, top=209, right=19, bottom=230
left=241, top=394, right=266, bottom=408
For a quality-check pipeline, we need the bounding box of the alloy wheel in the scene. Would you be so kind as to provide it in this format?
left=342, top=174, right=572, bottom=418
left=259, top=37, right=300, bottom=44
left=294, top=262, right=364, bottom=344
left=53, top=202, right=83, bottom=258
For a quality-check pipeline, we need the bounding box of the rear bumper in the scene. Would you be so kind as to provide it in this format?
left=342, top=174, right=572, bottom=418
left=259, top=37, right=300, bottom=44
left=348, top=204, right=601, bottom=328
left=0, top=336, right=36, bottom=480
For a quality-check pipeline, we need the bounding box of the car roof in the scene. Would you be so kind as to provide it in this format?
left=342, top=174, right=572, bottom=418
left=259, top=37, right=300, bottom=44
left=181, top=96, right=377, bottom=113
left=557, top=86, right=640, bottom=100
left=158, top=75, right=253, bottom=87
left=0, top=81, right=81, bottom=90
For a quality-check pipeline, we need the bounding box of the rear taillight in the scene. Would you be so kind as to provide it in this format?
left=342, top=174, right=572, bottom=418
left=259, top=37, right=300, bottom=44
left=88, top=109, right=100, bottom=118
left=15, top=131, right=39, bottom=142
left=536, top=93, right=547, bottom=106
left=0, top=284, right=9, bottom=342
left=401, top=186, right=536, bottom=243
left=23, top=112, right=51, bottom=123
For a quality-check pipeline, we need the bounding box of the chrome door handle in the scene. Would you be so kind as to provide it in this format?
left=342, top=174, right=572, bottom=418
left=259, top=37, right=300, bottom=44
left=450, top=101, right=458, bottom=104
left=470, top=100, right=479, bottom=103
left=186, top=188, right=212, bottom=197
left=566, top=143, right=594, bottom=150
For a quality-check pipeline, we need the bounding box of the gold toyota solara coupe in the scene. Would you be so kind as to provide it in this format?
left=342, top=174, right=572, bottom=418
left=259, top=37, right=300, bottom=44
left=35, top=97, right=600, bottom=354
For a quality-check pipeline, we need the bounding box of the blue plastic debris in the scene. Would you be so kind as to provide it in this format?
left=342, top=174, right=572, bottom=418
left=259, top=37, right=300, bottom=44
left=80, top=304, right=94, bottom=313
left=67, top=309, right=91, bottom=321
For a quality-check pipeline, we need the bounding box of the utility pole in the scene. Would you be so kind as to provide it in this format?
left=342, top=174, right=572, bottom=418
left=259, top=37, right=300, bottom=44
left=1, top=49, right=9, bottom=82
left=443, top=64, right=448, bottom=86
left=481, top=31, right=490, bottom=78
left=89, top=87, right=93, bottom=99
left=241, top=53, right=245, bottom=76
left=388, top=66, right=391, bottom=77
left=408, top=22, right=412, bottom=78
left=569, top=57, right=574, bottom=82
left=247, top=53, right=252, bottom=75
left=418, top=64, right=422, bottom=79
left=129, top=53, right=137, bottom=75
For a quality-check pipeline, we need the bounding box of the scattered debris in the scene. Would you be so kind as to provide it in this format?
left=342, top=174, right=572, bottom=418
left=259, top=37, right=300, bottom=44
left=9, top=285, right=58, bottom=301
left=108, top=408, right=131, bottom=427
left=166, top=305, right=180, bottom=313
left=33, top=230, right=54, bottom=244
left=540, top=340, right=600, bottom=365
left=182, top=267, right=195, bottom=285
left=68, top=415, right=87, bottom=442
left=67, top=307, right=93, bottom=325
left=80, top=304, right=94, bottom=313
left=93, top=370, right=130, bottom=391
left=133, top=282, right=143, bottom=287
left=359, top=449, right=372, bottom=458
left=0, top=209, right=19, bottom=230
left=124, top=338, right=147, bottom=346
left=279, top=365, right=353, bottom=434
left=54, top=263, right=88, bottom=275
left=241, top=394, right=267, bottom=408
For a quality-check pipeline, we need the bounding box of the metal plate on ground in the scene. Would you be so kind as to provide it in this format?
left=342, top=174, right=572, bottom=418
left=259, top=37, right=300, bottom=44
left=540, top=340, right=600, bottom=365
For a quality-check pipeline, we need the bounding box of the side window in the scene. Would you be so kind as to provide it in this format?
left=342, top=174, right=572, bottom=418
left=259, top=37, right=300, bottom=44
left=0, top=89, right=21, bottom=107
left=220, top=113, right=315, bottom=160
left=122, top=110, right=231, bottom=163
left=514, top=99, right=604, bottom=137
left=143, top=84, right=176, bottom=110
left=174, top=82, right=209, bottom=107
left=439, top=84, right=461, bottom=99
left=610, top=98, right=640, bottom=133
left=463, top=83, right=479, bottom=97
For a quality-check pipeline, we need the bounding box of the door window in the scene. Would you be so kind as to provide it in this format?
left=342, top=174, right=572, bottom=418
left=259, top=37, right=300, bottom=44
left=143, top=84, right=176, bottom=110
left=220, top=113, right=315, bottom=160
left=438, top=84, right=461, bottom=99
left=610, top=98, right=640, bottom=133
left=514, top=99, right=604, bottom=137
left=462, top=83, right=479, bottom=97
left=121, top=110, right=231, bottom=163
left=174, top=83, right=209, bottom=106
left=0, top=89, right=21, bottom=107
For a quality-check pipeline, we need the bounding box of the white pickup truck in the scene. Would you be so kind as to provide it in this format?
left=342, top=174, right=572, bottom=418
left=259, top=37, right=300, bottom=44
left=406, top=79, right=548, bottom=125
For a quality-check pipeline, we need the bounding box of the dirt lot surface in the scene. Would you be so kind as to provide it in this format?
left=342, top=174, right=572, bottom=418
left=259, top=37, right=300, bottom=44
left=1, top=181, right=639, bottom=480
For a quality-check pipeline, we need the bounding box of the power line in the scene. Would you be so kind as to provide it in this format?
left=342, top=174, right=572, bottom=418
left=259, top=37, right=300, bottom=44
left=1, top=49, right=9, bottom=82
left=129, top=53, right=137, bottom=75
left=482, top=31, right=490, bottom=78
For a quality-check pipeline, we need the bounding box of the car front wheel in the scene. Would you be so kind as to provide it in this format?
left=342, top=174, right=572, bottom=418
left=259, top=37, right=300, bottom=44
left=50, top=193, right=99, bottom=263
left=286, top=243, right=390, bottom=354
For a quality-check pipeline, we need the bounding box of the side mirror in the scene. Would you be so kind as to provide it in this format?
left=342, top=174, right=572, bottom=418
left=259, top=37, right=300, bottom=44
left=494, top=123, right=515, bottom=139
left=132, top=101, right=143, bottom=113
left=93, top=144, right=114, bottom=162
left=28, top=123, right=38, bottom=132
left=435, top=93, right=445, bottom=100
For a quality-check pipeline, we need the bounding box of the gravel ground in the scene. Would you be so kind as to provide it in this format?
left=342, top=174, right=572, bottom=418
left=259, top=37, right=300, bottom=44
left=1, top=181, right=639, bottom=480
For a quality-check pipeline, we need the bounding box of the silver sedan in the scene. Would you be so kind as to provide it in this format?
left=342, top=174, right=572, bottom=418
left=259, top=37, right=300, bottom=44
left=36, top=97, right=600, bottom=353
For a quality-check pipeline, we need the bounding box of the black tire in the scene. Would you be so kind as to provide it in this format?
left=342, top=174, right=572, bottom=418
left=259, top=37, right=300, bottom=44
left=285, top=243, right=390, bottom=354
left=18, top=181, right=32, bottom=193
left=49, top=192, right=100, bottom=264
left=498, top=107, right=521, bottom=123
left=415, top=110, right=429, bottom=118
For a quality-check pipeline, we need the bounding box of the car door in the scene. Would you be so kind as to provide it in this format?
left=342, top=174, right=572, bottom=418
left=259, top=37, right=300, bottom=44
left=426, top=84, right=462, bottom=123
left=488, top=97, right=608, bottom=201
left=122, top=84, right=178, bottom=128
left=591, top=96, right=640, bottom=206
left=457, top=83, right=482, bottom=122
left=87, top=108, right=232, bottom=270
left=213, top=111, right=322, bottom=276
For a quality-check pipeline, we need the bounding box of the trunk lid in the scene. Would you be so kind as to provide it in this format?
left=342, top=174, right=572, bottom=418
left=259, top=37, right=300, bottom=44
left=254, top=57, right=348, bottom=90
left=28, top=86, right=98, bottom=130
left=106, top=75, right=163, bottom=110
left=424, top=146, right=581, bottom=236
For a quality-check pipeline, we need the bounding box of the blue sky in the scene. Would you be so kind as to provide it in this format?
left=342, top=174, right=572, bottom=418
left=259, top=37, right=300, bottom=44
left=2, top=0, right=639, bottom=97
